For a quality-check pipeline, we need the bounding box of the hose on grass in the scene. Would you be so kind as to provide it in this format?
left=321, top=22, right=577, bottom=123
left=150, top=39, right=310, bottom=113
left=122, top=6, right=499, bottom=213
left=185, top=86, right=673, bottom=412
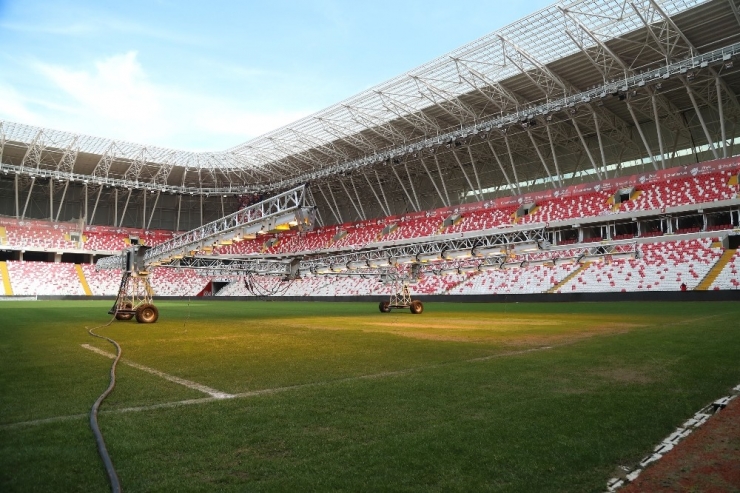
left=87, top=315, right=123, bottom=493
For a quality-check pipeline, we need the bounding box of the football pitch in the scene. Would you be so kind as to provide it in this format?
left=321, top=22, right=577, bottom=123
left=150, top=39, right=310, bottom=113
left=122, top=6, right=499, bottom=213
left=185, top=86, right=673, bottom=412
left=1, top=299, right=739, bottom=492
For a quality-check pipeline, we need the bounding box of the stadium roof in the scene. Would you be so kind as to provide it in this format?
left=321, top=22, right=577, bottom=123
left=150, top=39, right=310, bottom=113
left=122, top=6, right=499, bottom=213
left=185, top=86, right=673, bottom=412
left=1, top=0, right=739, bottom=209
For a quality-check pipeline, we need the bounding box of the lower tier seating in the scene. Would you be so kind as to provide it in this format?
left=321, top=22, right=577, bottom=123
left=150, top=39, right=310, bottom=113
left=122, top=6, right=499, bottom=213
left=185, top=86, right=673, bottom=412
left=6, top=261, right=84, bottom=295
left=3, top=241, right=738, bottom=297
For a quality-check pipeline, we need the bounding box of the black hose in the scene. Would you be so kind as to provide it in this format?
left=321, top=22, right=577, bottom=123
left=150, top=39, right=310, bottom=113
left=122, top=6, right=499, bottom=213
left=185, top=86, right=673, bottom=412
left=87, top=318, right=123, bottom=493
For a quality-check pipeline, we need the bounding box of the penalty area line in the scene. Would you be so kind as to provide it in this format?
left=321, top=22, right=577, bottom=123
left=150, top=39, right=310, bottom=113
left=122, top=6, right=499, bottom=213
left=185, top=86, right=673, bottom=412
left=81, top=344, right=234, bottom=400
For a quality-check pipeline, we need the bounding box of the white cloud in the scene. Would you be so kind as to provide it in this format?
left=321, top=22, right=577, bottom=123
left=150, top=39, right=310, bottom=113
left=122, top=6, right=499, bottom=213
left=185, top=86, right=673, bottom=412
left=2, top=52, right=311, bottom=151
left=0, top=83, right=41, bottom=124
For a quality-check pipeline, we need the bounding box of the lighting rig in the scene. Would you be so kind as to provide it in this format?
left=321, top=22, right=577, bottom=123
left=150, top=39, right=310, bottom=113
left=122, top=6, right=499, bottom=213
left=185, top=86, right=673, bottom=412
left=97, top=181, right=639, bottom=321
left=99, top=185, right=316, bottom=322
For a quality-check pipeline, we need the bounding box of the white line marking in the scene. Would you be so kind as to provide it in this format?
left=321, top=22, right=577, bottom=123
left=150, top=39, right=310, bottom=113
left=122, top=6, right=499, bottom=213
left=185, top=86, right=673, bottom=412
left=81, top=344, right=234, bottom=400
left=3, top=345, right=555, bottom=430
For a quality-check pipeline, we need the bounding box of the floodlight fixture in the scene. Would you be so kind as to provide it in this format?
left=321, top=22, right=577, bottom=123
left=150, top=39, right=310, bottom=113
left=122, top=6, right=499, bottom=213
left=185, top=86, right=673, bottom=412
left=473, top=246, right=506, bottom=257
left=442, top=249, right=472, bottom=260
left=528, top=259, right=554, bottom=267
left=513, top=242, right=539, bottom=254
left=347, top=260, right=369, bottom=270
left=502, top=261, right=522, bottom=269
left=554, top=257, right=576, bottom=265
left=417, top=252, right=443, bottom=263
left=367, top=258, right=390, bottom=268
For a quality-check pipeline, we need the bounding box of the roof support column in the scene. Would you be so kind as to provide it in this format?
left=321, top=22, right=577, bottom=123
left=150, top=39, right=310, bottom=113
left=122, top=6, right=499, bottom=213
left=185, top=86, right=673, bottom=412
left=339, top=179, right=365, bottom=221
left=142, top=188, right=146, bottom=230
left=14, top=174, right=19, bottom=219
left=591, top=111, right=611, bottom=175
left=432, top=155, right=452, bottom=206
left=199, top=194, right=203, bottom=227
left=49, top=179, right=53, bottom=221
left=452, top=149, right=481, bottom=202
left=717, top=76, right=727, bottom=158
left=55, top=181, right=70, bottom=223
left=84, top=183, right=88, bottom=226
left=363, top=173, right=390, bottom=217
left=466, top=147, right=484, bottom=199
left=326, top=184, right=345, bottom=223
left=120, top=189, right=132, bottom=228
left=650, top=91, right=666, bottom=168
left=503, top=134, right=522, bottom=194
left=318, top=184, right=342, bottom=224
left=571, top=118, right=603, bottom=180
left=89, top=186, right=103, bottom=226
left=350, top=176, right=367, bottom=221
left=626, top=103, right=659, bottom=171
left=391, top=166, right=419, bottom=212
left=684, top=81, right=719, bottom=160
left=404, top=164, right=422, bottom=211
left=306, top=188, right=325, bottom=228
left=115, top=188, right=119, bottom=228
left=544, top=125, right=563, bottom=188
left=21, top=177, right=35, bottom=221
left=176, top=194, right=182, bottom=231
left=374, top=170, right=393, bottom=217
left=486, top=141, right=517, bottom=195
left=419, top=156, right=449, bottom=207
left=147, top=191, right=161, bottom=230
left=526, top=131, right=556, bottom=189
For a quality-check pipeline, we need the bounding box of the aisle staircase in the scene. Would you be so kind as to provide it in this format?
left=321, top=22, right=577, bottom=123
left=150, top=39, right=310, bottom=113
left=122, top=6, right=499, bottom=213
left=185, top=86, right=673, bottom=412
left=0, top=261, right=13, bottom=295
left=695, top=249, right=736, bottom=291
left=75, top=264, right=93, bottom=296
left=547, top=262, right=591, bottom=293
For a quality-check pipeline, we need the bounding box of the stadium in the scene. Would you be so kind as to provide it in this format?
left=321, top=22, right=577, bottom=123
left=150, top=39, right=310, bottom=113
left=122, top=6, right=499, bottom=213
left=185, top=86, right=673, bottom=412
left=2, top=0, right=740, bottom=491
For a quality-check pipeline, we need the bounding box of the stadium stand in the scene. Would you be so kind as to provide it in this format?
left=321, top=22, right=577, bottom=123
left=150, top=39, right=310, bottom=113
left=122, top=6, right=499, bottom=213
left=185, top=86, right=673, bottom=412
left=0, top=159, right=738, bottom=298
left=1, top=219, right=78, bottom=250
left=5, top=261, right=85, bottom=295
left=555, top=239, right=722, bottom=293
left=149, top=268, right=210, bottom=296
left=81, top=265, right=123, bottom=296
left=448, top=263, right=576, bottom=295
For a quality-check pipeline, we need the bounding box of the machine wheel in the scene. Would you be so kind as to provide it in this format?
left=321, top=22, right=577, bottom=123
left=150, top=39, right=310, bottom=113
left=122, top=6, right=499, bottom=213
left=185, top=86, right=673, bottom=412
left=379, top=301, right=391, bottom=313
left=135, top=304, right=159, bottom=324
left=409, top=300, right=423, bottom=314
left=115, top=302, right=134, bottom=320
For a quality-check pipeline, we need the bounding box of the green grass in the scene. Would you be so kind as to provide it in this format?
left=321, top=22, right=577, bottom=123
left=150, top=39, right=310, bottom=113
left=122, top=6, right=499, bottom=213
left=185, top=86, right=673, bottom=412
left=1, top=299, right=739, bottom=492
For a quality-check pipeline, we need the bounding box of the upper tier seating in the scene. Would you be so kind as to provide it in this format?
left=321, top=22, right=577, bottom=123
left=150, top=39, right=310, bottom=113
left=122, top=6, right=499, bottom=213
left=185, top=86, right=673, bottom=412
left=520, top=191, right=613, bottom=224
left=83, top=231, right=129, bottom=251
left=381, top=216, right=441, bottom=242
left=3, top=223, right=78, bottom=250
left=619, top=171, right=736, bottom=212
left=446, top=206, right=519, bottom=233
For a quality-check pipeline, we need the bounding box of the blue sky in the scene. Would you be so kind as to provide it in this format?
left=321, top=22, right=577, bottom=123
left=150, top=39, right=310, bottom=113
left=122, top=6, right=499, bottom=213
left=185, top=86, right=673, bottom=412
left=0, top=0, right=553, bottom=151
